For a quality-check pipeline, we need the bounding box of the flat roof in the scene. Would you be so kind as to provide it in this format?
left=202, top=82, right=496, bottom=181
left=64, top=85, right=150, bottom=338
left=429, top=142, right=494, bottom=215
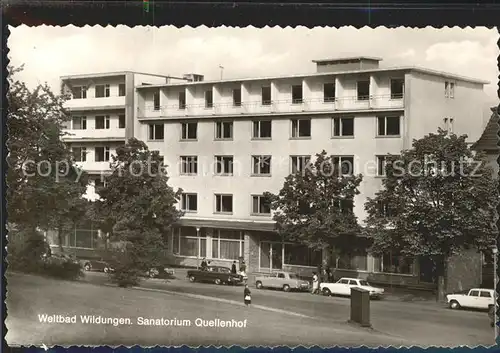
left=312, top=56, right=383, bottom=63
left=136, top=66, right=489, bottom=89
left=60, top=71, right=177, bottom=81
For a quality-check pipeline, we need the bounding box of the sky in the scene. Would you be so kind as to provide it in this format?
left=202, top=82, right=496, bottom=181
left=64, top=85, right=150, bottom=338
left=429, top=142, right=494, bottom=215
left=7, top=25, right=499, bottom=105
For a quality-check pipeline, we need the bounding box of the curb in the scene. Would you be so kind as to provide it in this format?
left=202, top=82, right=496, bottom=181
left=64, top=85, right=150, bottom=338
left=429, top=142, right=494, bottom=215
left=104, top=283, right=313, bottom=319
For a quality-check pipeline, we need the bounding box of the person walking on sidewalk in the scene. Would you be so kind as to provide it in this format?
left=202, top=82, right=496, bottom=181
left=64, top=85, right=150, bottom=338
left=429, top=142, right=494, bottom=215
left=311, top=272, right=320, bottom=294
left=231, top=261, right=237, bottom=274
left=244, top=284, right=252, bottom=306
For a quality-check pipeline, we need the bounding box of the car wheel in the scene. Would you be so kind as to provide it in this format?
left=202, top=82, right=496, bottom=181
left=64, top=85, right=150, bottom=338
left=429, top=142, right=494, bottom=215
left=322, top=288, right=332, bottom=296
left=215, top=278, right=222, bottom=285
left=84, top=263, right=91, bottom=271
left=103, top=267, right=109, bottom=273
left=256, top=281, right=263, bottom=289
left=283, top=284, right=291, bottom=292
left=449, top=300, right=461, bottom=309
left=188, top=275, right=196, bottom=282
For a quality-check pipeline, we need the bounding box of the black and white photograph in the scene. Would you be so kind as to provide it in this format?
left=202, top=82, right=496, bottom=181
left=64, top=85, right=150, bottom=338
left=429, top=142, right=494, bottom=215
left=5, top=25, right=500, bottom=347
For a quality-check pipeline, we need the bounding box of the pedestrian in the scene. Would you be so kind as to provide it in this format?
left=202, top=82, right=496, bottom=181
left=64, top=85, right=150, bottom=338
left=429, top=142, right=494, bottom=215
left=200, top=258, right=208, bottom=271
left=244, top=284, right=251, bottom=306
left=231, top=261, right=237, bottom=274
left=311, top=272, right=319, bottom=294
left=325, top=267, right=332, bottom=282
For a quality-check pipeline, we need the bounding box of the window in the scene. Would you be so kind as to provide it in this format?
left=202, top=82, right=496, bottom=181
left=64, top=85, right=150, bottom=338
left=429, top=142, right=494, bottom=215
left=153, top=90, right=160, bottom=111
left=95, top=147, right=110, bottom=162
left=179, top=91, right=186, bottom=109
left=72, top=116, right=87, bottom=130
left=180, top=156, right=198, bottom=175
left=333, top=156, right=354, bottom=176
left=480, top=291, right=492, bottom=298
left=469, top=290, right=480, bottom=297
left=332, top=117, right=354, bottom=137
left=181, top=193, right=197, bottom=212
left=378, top=116, right=400, bottom=136
left=118, top=114, right=126, bottom=129
left=390, top=79, right=404, bottom=99
left=291, top=85, right=303, bottom=104
left=445, top=81, right=455, bottom=98
left=252, top=155, right=272, bottom=175
left=72, top=86, right=87, bottom=99
left=211, top=230, right=243, bottom=260
left=324, top=83, right=336, bottom=102
left=95, top=84, right=110, bottom=98
left=72, top=147, right=87, bottom=162
left=181, top=122, right=197, bottom=140
left=374, top=254, right=414, bottom=274
left=118, top=83, right=126, bottom=97
left=284, top=244, right=322, bottom=267
left=95, top=115, right=110, bottom=129
left=252, top=120, right=272, bottom=139
left=172, top=227, right=206, bottom=258
left=233, top=88, right=242, bottom=107
left=215, top=121, right=233, bottom=140
left=377, top=155, right=388, bottom=176
left=334, top=252, right=368, bottom=271
left=205, top=90, right=213, bottom=108
left=291, top=118, right=311, bottom=138
left=290, top=155, right=311, bottom=174
left=262, top=86, right=271, bottom=105
left=214, top=156, right=234, bottom=175
left=357, top=80, right=370, bottom=101
left=215, top=194, right=233, bottom=213
left=252, top=195, right=271, bottom=215
left=94, top=178, right=107, bottom=189
left=148, top=124, right=164, bottom=140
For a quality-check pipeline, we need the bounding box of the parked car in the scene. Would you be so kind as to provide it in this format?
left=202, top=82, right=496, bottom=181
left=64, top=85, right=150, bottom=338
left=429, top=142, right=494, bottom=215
left=488, top=303, right=497, bottom=327
left=255, top=271, right=310, bottom=292
left=82, top=259, right=113, bottom=273
left=187, top=266, right=243, bottom=285
left=320, top=277, right=385, bottom=299
left=446, top=288, right=494, bottom=310
left=146, top=266, right=175, bottom=279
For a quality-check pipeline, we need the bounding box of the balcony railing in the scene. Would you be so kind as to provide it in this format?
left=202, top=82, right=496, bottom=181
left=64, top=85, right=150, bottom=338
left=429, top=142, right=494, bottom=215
left=137, top=94, right=404, bottom=118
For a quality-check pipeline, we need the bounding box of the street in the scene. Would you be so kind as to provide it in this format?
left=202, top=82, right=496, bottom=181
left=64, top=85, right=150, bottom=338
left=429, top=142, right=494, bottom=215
left=6, top=272, right=496, bottom=347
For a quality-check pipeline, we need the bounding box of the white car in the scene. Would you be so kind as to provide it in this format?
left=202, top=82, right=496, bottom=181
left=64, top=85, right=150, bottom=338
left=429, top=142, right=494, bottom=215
left=320, top=277, right=385, bottom=299
left=446, top=288, right=494, bottom=310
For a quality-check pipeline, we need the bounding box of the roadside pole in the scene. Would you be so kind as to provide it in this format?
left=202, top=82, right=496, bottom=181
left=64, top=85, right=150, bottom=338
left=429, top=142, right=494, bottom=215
left=493, top=246, right=498, bottom=341
left=196, top=227, right=200, bottom=269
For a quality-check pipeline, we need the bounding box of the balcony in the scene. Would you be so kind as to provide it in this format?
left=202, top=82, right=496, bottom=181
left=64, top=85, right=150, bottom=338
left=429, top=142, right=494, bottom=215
left=62, top=128, right=126, bottom=141
left=137, top=94, right=404, bottom=119
left=64, top=96, right=126, bottom=111
left=74, top=161, right=111, bottom=174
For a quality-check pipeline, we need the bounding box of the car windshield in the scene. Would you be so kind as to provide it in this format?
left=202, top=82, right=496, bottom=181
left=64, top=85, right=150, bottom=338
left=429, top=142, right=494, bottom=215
left=359, top=280, right=369, bottom=286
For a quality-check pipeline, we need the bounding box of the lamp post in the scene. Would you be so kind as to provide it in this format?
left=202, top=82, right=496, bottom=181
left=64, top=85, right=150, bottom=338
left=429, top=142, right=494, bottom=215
left=493, top=246, right=498, bottom=341
left=196, top=227, right=200, bottom=269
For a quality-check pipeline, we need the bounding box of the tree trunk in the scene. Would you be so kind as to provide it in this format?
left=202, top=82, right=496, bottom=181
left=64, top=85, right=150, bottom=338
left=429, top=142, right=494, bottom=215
left=57, top=227, right=64, bottom=253
left=436, top=255, right=448, bottom=302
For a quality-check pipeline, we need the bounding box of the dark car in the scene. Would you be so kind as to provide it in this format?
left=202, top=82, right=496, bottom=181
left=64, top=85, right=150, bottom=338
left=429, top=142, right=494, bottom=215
left=82, top=259, right=113, bottom=273
left=145, top=266, right=175, bottom=279
left=187, top=266, right=243, bottom=285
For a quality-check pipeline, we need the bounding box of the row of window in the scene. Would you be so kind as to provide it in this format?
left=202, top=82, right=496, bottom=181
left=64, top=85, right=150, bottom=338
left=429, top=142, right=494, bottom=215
left=72, top=147, right=110, bottom=162
left=179, top=192, right=355, bottom=216
left=71, top=115, right=126, bottom=130
left=178, top=154, right=390, bottom=176
left=151, top=79, right=406, bottom=110
left=72, top=84, right=126, bottom=99
left=148, top=116, right=401, bottom=141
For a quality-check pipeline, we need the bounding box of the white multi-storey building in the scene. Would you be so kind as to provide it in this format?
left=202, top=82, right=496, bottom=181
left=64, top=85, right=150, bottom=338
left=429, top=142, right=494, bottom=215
left=57, top=57, right=489, bottom=288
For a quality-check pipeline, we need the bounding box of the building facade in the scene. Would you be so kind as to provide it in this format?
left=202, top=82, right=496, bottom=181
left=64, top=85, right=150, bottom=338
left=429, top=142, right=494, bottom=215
left=57, top=57, right=490, bottom=288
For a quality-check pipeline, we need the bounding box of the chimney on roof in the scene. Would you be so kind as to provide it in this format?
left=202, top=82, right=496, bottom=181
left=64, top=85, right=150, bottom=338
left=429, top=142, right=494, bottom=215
left=183, top=73, right=204, bottom=82
left=312, top=56, right=382, bottom=73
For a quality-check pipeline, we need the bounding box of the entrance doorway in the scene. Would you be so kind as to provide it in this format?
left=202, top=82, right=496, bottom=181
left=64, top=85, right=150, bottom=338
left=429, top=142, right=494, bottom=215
left=260, top=241, right=283, bottom=271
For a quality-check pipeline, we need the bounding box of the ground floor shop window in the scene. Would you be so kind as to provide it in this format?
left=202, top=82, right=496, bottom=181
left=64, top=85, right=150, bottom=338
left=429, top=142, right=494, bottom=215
left=172, top=227, right=206, bottom=257
left=284, top=243, right=322, bottom=267
left=374, top=254, right=414, bottom=274
left=212, top=229, right=244, bottom=260
left=333, top=252, right=368, bottom=271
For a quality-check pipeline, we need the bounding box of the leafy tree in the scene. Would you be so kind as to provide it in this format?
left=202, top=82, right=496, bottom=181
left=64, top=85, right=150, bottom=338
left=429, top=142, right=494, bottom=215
left=365, top=129, right=498, bottom=300
left=7, top=66, right=89, bottom=248
left=96, top=138, right=183, bottom=286
left=264, top=150, right=363, bottom=263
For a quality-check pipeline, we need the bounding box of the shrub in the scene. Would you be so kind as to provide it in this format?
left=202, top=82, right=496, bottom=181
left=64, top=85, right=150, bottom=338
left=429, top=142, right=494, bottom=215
left=7, top=228, right=49, bottom=273
left=41, top=254, right=84, bottom=280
